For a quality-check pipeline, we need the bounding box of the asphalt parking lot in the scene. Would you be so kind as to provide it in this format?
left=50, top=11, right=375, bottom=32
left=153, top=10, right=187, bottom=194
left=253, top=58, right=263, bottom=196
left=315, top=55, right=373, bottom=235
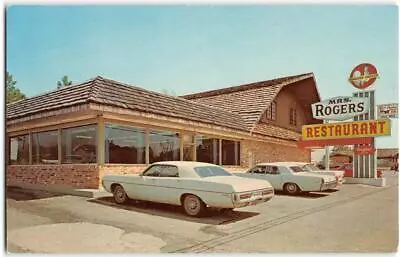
left=6, top=171, right=399, bottom=253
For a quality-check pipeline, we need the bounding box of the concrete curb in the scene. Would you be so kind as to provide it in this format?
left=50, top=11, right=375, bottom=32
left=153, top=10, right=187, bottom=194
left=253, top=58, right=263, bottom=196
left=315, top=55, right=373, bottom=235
left=6, top=182, right=112, bottom=199
left=343, top=177, right=386, bottom=187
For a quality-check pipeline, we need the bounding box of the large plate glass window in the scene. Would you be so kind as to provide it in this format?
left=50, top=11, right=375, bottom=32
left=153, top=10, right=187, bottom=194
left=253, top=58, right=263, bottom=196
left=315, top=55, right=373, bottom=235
left=222, top=139, right=240, bottom=165
left=105, top=124, right=146, bottom=164
left=149, top=130, right=180, bottom=163
left=195, top=136, right=219, bottom=164
left=182, top=134, right=195, bottom=161
left=62, top=125, right=97, bottom=164
left=32, top=130, right=58, bottom=164
left=9, top=134, right=30, bottom=165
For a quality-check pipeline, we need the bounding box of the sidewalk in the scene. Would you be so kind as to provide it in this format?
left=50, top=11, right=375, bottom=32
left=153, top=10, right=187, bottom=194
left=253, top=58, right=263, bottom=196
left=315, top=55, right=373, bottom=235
left=6, top=182, right=112, bottom=199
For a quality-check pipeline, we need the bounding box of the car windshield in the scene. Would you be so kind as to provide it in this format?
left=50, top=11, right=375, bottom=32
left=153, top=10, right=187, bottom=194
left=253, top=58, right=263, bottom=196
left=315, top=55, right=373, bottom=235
left=194, top=166, right=232, bottom=178
left=303, top=164, right=320, bottom=171
left=290, top=166, right=307, bottom=173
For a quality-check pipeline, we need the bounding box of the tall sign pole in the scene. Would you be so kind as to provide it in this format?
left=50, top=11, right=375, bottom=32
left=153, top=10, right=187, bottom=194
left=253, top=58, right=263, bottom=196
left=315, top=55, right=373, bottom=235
left=324, top=120, right=330, bottom=170
left=348, top=63, right=379, bottom=179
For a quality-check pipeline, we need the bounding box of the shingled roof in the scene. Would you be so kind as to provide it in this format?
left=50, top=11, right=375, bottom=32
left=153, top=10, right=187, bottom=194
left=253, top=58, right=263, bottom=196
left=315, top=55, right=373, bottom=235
left=182, top=73, right=316, bottom=130
left=6, top=76, right=248, bottom=132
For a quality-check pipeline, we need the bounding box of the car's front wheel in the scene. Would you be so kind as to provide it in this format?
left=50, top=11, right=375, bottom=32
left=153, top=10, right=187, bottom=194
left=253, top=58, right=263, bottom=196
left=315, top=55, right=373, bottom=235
left=182, top=194, right=205, bottom=217
left=284, top=183, right=300, bottom=195
left=112, top=184, right=129, bottom=204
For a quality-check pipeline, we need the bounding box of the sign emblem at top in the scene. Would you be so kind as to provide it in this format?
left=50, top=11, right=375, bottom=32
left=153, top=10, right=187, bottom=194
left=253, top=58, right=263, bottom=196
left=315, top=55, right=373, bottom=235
left=348, top=63, right=379, bottom=89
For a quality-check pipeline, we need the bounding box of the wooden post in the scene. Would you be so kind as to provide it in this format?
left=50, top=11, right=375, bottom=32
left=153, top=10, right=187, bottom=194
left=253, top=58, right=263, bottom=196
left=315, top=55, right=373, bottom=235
left=180, top=132, right=184, bottom=161
left=145, top=128, right=150, bottom=165
left=192, top=135, right=197, bottom=161
left=29, top=132, right=32, bottom=165
left=219, top=139, right=222, bottom=165
left=97, top=117, right=105, bottom=165
left=58, top=128, right=62, bottom=164
left=5, top=136, right=9, bottom=166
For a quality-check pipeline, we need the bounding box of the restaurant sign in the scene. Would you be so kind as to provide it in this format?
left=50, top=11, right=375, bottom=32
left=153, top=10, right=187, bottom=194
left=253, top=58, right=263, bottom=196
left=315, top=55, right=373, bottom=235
left=311, top=96, right=370, bottom=121
left=348, top=63, right=379, bottom=89
left=377, top=103, right=398, bottom=119
left=302, top=119, right=391, bottom=141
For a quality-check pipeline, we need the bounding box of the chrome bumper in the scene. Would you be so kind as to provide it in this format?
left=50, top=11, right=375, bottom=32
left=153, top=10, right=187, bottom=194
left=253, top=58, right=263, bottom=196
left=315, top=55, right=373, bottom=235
left=320, top=181, right=337, bottom=191
left=232, top=189, right=274, bottom=208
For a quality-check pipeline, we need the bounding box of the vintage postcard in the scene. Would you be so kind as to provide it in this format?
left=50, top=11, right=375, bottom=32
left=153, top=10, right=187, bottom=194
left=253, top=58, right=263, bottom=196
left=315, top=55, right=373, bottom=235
left=5, top=4, right=399, bottom=253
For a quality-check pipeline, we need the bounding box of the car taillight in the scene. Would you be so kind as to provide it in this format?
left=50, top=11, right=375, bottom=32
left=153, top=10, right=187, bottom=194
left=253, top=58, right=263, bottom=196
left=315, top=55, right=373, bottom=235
left=239, top=193, right=253, bottom=200
left=232, top=194, right=237, bottom=202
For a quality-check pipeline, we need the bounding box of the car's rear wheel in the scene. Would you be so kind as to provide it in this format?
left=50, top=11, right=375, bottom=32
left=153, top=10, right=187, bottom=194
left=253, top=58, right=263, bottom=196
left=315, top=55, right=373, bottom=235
left=284, top=183, right=300, bottom=195
left=112, top=184, right=129, bottom=204
left=182, top=194, right=205, bottom=217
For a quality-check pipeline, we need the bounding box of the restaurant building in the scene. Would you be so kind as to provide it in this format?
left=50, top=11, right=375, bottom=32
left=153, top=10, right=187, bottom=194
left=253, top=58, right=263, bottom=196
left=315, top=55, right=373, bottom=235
left=6, top=73, right=322, bottom=189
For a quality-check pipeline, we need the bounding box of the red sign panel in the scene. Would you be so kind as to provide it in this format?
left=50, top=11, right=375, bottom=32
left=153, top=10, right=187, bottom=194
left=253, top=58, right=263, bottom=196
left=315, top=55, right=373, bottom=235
left=348, top=63, right=379, bottom=89
left=297, top=137, right=373, bottom=149
left=354, top=145, right=376, bottom=156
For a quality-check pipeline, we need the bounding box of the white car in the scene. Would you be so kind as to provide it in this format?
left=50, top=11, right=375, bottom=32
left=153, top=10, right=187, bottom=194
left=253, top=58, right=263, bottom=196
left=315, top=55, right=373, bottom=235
left=234, top=162, right=337, bottom=195
left=102, top=161, right=275, bottom=217
left=294, top=162, right=345, bottom=185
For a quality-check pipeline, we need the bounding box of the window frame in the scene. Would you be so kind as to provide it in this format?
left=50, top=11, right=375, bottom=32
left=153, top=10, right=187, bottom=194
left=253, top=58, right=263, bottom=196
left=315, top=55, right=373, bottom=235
left=61, top=124, right=97, bottom=164
left=158, top=165, right=179, bottom=178
left=265, top=101, right=277, bottom=121
left=149, top=130, right=181, bottom=163
left=8, top=134, right=30, bottom=165
left=289, top=108, right=297, bottom=126
left=31, top=129, right=59, bottom=165
left=141, top=164, right=179, bottom=177
left=104, top=124, right=146, bottom=164
left=221, top=139, right=241, bottom=166
left=142, top=165, right=162, bottom=177
left=249, top=166, right=266, bottom=174
left=265, top=165, right=279, bottom=175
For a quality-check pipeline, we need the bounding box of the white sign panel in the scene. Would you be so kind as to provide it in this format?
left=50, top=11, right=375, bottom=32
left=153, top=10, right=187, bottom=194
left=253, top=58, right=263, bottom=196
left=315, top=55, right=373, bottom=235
left=312, top=96, right=370, bottom=121
left=377, top=103, right=398, bottom=119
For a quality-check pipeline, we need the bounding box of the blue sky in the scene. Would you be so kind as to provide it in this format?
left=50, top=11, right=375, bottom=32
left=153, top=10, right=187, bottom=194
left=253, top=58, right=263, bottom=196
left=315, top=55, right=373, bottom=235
left=6, top=5, right=399, bottom=148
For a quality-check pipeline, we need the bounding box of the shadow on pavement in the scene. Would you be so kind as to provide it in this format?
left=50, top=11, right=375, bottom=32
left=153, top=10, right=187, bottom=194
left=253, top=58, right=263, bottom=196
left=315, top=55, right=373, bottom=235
left=274, top=191, right=329, bottom=199
left=6, top=186, right=66, bottom=201
left=88, top=196, right=259, bottom=225
left=324, top=189, right=339, bottom=193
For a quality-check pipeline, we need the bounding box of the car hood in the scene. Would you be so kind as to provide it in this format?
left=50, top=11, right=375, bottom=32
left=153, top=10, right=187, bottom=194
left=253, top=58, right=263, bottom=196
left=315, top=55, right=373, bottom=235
left=294, top=172, right=337, bottom=182
left=203, top=175, right=273, bottom=192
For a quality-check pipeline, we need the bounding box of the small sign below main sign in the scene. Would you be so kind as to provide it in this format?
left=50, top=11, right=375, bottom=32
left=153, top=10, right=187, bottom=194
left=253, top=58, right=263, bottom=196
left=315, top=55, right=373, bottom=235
left=377, top=103, right=398, bottom=119
left=311, top=96, right=370, bottom=121
left=348, top=63, right=379, bottom=89
left=354, top=145, right=376, bottom=156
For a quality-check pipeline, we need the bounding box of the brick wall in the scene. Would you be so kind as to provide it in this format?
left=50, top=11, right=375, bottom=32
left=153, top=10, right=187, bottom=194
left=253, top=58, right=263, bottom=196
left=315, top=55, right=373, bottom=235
left=7, top=164, right=100, bottom=189
left=241, top=139, right=310, bottom=167
left=223, top=166, right=248, bottom=172
left=99, top=164, right=147, bottom=186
